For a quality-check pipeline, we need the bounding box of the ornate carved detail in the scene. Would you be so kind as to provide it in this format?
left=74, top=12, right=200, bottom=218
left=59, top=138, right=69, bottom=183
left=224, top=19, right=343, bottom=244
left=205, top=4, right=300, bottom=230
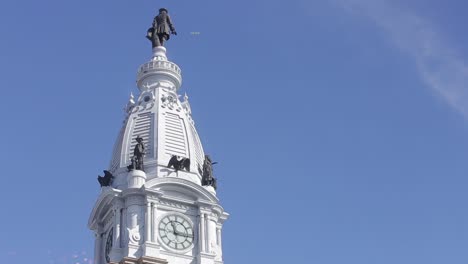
left=161, top=94, right=177, bottom=109
left=158, top=199, right=189, bottom=210
left=124, top=93, right=136, bottom=114
left=160, top=90, right=182, bottom=111
left=142, top=82, right=161, bottom=90
left=199, top=206, right=212, bottom=212
left=131, top=103, right=154, bottom=112
left=131, top=106, right=140, bottom=114
left=209, top=213, right=218, bottom=219
left=128, top=227, right=141, bottom=245
left=139, top=91, right=155, bottom=105
left=180, top=93, right=194, bottom=124
left=144, top=103, right=155, bottom=111
left=126, top=206, right=144, bottom=245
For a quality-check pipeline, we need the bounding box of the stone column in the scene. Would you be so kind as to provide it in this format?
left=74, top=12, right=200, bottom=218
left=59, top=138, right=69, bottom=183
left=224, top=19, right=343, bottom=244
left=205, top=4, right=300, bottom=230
left=94, top=231, right=102, bottom=264
left=115, top=207, right=122, bottom=248
left=151, top=203, right=156, bottom=242
left=216, top=226, right=223, bottom=260
left=145, top=202, right=151, bottom=243
left=199, top=213, right=206, bottom=252
left=122, top=207, right=127, bottom=247
left=206, top=215, right=217, bottom=254
left=216, top=227, right=222, bottom=248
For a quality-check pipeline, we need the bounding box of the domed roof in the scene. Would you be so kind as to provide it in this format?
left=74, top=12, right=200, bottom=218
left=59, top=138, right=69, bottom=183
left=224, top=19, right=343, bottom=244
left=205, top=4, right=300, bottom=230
left=108, top=47, right=206, bottom=189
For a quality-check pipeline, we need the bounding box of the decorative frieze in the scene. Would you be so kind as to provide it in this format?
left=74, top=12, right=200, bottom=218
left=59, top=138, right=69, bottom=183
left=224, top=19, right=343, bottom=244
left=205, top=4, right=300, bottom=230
left=157, top=199, right=190, bottom=211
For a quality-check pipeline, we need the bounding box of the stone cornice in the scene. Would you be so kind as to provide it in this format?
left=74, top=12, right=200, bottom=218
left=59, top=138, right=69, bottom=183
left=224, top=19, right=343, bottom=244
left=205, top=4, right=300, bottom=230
left=88, top=187, right=122, bottom=230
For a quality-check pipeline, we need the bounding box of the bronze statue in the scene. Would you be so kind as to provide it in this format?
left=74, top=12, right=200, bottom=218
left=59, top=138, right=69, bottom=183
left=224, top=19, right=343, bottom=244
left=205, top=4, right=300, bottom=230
left=167, top=155, right=191, bottom=172
left=128, top=135, right=146, bottom=171
left=97, top=170, right=114, bottom=187
left=147, top=8, right=177, bottom=48
left=201, top=155, right=218, bottom=189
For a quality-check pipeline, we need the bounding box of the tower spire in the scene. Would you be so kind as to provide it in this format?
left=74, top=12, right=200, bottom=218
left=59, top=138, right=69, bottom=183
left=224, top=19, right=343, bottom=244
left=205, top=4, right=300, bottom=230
left=89, top=9, right=228, bottom=264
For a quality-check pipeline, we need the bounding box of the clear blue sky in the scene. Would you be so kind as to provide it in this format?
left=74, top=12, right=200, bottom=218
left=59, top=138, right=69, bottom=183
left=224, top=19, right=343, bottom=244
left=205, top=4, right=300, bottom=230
left=0, top=0, right=467, bottom=263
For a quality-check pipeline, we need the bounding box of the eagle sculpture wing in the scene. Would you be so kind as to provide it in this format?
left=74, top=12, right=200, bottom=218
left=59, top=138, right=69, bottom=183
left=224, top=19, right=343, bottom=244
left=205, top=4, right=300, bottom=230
left=104, top=170, right=113, bottom=179
left=167, top=155, right=179, bottom=169
left=182, top=158, right=190, bottom=172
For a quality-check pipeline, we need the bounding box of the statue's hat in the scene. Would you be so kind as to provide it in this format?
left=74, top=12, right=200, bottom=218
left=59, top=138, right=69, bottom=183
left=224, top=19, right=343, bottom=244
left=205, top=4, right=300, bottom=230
left=136, top=135, right=143, bottom=141
left=159, top=8, right=168, bottom=13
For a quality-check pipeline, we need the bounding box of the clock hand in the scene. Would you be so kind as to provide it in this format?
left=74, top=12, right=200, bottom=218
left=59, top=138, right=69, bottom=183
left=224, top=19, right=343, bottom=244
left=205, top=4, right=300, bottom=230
left=170, top=222, right=177, bottom=234
left=174, top=231, right=193, bottom=238
left=173, top=229, right=184, bottom=236
left=171, top=222, right=186, bottom=242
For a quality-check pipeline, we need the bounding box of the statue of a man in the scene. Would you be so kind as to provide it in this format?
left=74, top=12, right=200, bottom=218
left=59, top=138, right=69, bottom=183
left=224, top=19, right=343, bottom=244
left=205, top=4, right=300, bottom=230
left=202, top=155, right=217, bottom=189
left=133, top=135, right=146, bottom=171
left=147, top=8, right=177, bottom=48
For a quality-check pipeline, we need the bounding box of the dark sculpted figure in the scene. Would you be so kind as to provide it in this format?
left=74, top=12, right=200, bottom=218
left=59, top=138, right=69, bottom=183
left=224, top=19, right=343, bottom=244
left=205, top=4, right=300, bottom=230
left=167, top=155, right=191, bottom=172
left=202, top=155, right=218, bottom=190
left=127, top=135, right=146, bottom=171
left=97, top=170, right=114, bottom=187
left=146, top=8, right=177, bottom=48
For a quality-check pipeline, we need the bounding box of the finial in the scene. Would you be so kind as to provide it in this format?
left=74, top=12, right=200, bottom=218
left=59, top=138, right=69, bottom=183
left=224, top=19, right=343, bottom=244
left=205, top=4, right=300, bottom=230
left=124, top=92, right=136, bottom=113
left=184, top=92, right=189, bottom=102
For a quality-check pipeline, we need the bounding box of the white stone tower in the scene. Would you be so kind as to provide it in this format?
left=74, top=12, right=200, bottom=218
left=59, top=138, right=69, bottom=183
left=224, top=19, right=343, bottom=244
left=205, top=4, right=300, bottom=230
left=88, top=46, right=229, bottom=264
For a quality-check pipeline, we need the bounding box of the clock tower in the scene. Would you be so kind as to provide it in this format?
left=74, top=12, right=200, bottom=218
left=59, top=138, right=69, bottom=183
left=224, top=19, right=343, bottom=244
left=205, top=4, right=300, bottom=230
left=88, top=16, right=228, bottom=264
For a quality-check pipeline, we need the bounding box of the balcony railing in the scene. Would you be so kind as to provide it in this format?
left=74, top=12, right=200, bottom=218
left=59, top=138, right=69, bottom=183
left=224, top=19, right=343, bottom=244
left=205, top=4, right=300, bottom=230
left=137, top=60, right=182, bottom=76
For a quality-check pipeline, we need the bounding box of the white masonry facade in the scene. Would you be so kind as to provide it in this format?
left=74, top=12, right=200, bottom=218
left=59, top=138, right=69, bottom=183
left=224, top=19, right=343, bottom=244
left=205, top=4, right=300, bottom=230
left=88, top=46, right=229, bottom=264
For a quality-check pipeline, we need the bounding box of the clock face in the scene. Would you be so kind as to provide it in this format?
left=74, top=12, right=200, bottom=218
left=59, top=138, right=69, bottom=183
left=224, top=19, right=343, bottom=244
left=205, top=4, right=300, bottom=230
left=105, top=227, right=113, bottom=263
left=158, top=214, right=194, bottom=250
